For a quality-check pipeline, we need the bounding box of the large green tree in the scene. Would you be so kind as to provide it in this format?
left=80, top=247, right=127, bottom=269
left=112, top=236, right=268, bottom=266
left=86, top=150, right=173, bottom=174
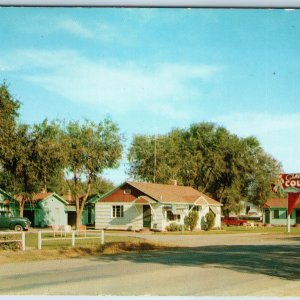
left=128, top=122, right=281, bottom=214
left=31, top=119, right=66, bottom=193
left=63, top=119, right=123, bottom=228
left=0, top=83, right=20, bottom=167
left=7, top=124, right=41, bottom=216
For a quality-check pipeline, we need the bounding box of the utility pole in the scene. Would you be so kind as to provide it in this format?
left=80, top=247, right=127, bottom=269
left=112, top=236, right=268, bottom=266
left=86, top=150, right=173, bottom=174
left=154, top=136, right=157, bottom=183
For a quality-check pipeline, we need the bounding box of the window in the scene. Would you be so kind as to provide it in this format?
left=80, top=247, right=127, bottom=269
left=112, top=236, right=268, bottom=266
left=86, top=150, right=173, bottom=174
left=112, top=205, right=124, bottom=218
left=124, top=189, right=131, bottom=195
left=166, top=210, right=180, bottom=221
left=273, top=209, right=287, bottom=219
left=273, top=209, right=280, bottom=219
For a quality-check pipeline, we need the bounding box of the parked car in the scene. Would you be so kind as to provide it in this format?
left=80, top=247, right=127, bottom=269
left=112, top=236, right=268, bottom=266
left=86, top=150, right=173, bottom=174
left=222, top=217, right=249, bottom=226
left=0, top=211, right=31, bottom=231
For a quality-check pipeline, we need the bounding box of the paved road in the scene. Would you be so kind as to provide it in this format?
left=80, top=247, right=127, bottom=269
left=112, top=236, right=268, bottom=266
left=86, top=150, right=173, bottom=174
left=1, top=233, right=300, bottom=296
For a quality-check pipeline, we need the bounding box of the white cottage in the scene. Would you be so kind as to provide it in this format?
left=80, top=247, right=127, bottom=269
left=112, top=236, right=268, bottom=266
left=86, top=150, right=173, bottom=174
left=95, top=181, right=222, bottom=231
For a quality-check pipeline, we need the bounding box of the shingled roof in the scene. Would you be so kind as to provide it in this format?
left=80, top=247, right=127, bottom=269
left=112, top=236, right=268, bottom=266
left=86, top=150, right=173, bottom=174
left=263, top=198, right=300, bottom=209
left=14, top=192, right=68, bottom=204
left=100, top=181, right=221, bottom=205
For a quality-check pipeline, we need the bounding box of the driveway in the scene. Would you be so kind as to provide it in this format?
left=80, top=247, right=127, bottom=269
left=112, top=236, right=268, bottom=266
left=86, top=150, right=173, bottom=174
left=108, top=230, right=300, bottom=246
left=1, top=232, right=300, bottom=296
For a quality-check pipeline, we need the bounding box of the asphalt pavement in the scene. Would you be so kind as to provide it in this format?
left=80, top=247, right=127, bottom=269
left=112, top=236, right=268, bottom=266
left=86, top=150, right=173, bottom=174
left=0, top=232, right=300, bottom=296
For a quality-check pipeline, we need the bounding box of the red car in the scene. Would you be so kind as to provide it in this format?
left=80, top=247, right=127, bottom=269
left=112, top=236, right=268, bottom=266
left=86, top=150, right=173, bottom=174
left=222, top=217, right=249, bottom=226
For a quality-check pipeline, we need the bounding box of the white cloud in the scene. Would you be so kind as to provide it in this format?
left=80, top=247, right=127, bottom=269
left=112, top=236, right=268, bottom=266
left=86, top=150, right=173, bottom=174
left=216, top=113, right=300, bottom=137
left=55, top=18, right=126, bottom=43
left=58, top=19, right=95, bottom=39
left=3, top=49, right=221, bottom=120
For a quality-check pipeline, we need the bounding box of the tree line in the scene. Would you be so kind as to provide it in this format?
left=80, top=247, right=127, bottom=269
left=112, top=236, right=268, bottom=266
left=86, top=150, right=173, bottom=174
left=0, top=83, right=122, bottom=228
left=0, top=83, right=281, bottom=226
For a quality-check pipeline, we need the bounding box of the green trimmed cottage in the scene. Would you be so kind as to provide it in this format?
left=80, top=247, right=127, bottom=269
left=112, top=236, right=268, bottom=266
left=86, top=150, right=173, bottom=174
left=262, top=198, right=300, bottom=226
left=0, top=187, right=19, bottom=215
left=15, top=192, right=69, bottom=227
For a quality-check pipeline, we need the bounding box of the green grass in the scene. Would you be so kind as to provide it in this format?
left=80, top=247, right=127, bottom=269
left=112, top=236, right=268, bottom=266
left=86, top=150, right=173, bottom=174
left=154, top=226, right=300, bottom=235
left=23, top=232, right=142, bottom=249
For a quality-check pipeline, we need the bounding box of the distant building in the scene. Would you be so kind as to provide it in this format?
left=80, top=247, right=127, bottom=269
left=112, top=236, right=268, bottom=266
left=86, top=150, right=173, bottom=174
left=262, top=198, right=300, bottom=226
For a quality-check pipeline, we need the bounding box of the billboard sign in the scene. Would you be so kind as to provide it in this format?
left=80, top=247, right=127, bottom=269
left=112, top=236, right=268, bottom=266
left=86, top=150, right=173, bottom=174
left=271, top=173, right=300, bottom=193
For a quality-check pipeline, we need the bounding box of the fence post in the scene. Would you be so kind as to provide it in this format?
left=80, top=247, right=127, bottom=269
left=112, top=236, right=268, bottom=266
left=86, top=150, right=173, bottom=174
left=38, top=231, right=42, bottom=250
left=101, top=230, right=104, bottom=245
left=21, top=232, right=25, bottom=251
left=72, top=230, right=75, bottom=247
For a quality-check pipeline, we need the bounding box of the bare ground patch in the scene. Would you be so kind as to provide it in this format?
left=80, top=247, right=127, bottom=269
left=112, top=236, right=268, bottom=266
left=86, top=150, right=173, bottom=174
left=0, top=241, right=171, bottom=264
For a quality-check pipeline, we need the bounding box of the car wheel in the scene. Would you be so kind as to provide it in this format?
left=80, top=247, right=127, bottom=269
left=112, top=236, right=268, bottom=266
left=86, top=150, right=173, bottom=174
left=14, top=224, right=23, bottom=232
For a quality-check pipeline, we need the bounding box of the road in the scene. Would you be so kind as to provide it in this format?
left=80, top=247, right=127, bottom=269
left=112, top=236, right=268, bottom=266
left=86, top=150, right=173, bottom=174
left=0, top=233, right=300, bottom=296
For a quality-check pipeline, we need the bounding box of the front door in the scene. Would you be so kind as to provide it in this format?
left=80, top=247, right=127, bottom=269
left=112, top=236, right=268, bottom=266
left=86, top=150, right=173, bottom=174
left=143, top=205, right=151, bottom=228
left=265, top=209, right=270, bottom=224
left=296, top=210, right=300, bottom=224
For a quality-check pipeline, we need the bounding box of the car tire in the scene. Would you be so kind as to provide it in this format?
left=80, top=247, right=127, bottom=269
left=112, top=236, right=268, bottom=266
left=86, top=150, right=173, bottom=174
left=14, top=224, right=23, bottom=232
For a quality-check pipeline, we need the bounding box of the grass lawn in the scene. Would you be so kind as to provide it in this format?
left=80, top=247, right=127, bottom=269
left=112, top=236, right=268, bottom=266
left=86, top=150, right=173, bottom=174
left=0, top=231, right=168, bottom=264
left=154, top=226, right=300, bottom=235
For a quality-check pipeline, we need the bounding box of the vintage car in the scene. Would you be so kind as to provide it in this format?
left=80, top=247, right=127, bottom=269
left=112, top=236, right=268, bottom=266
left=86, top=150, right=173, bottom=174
left=222, top=216, right=249, bottom=226
left=0, top=211, right=31, bottom=231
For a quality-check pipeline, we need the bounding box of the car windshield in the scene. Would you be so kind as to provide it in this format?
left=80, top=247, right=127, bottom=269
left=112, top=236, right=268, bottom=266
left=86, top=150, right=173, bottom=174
left=0, top=211, right=13, bottom=217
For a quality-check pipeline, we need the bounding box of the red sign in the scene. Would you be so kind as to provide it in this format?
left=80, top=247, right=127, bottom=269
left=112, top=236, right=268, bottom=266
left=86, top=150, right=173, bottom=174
left=280, top=173, right=300, bottom=191
left=272, top=173, right=300, bottom=216
left=272, top=173, right=300, bottom=193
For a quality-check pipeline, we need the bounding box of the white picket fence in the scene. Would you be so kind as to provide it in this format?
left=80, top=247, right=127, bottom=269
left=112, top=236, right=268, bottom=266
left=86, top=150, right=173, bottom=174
left=37, top=229, right=105, bottom=250
left=0, top=229, right=105, bottom=251
left=0, top=231, right=25, bottom=251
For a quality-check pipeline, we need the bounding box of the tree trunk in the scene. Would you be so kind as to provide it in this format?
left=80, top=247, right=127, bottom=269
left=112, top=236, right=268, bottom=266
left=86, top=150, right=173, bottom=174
left=76, top=211, right=82, bottom=230
left=19, top=199, right=25, bottom=217
left=75, top=180, right=91, bottom=230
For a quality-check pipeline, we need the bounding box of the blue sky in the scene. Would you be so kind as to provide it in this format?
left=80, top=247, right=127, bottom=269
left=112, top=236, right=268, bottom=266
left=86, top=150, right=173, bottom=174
left=1, top=8, right=300, bottom=184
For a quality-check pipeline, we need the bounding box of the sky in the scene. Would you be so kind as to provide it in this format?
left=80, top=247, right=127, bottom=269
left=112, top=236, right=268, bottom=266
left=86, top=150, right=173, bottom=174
left=0, top=8, right=300, bottom=184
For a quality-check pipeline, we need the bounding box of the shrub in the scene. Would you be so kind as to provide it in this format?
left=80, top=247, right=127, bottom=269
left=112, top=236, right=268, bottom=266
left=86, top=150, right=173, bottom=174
left=0, top=235, right=22, bottom=251
left=166, top=222, right=182, bottom=231
left=204, top=210, right=216, bottom=231
left=184, top=211, right=199, bottom=231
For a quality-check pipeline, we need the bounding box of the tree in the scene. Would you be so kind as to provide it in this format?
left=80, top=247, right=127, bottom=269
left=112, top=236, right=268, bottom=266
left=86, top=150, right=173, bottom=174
left=63, top=119, right=123, bottom=229
left=184, top=210, right=199, bottom=231
left=128, top=122, right=281, bottom=214
left=7, top=124, right=41, bottom=216
left=0, top=83, right=20, bottom=167
left=204, top=210, right=215, bottom=231
left=31, top=119, right=66, bottom=193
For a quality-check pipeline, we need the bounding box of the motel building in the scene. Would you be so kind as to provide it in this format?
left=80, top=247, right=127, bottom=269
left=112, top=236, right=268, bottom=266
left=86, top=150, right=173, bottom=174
left=95, top=181, right=222, bottom=231
left=262, top=198, right=300, bottom=226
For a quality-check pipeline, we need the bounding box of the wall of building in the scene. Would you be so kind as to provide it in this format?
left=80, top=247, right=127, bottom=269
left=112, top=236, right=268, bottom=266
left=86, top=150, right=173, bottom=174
left=35, top=196, right=68, bottom=227
left=95, top=202, right=143, bottom=230
left=263, top=208, right=298, bottom=226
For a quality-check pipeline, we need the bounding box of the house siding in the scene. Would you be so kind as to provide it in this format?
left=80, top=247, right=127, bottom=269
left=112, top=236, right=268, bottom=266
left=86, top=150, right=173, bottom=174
left=33, top=196, right=68, bottom=227
left=95, top=182, right=222, bottom=231
left=95, top=202, right=143, bottom=230
left=263, top=207, right=299, bottom=226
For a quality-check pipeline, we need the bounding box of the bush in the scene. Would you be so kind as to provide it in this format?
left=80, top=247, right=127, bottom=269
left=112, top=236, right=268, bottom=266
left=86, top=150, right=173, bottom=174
left=0, top=235, right=22, bottom=251
left=204, top=210, right=215, bottom=231
left=166, top=222, right=182, bottom=231
left=184, top=211, right=199, bottom=231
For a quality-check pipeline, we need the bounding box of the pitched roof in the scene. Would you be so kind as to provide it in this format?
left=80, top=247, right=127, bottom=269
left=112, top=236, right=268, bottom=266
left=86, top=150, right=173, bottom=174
left=15, top=192, right=68, bottom=204
left=263, top=198, right=300, bottom=209
left=126, top=181, right=220, bottom=205
left=0, top=187, right=16, bottom=202
left=62, top=193, right=99, bottom=205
